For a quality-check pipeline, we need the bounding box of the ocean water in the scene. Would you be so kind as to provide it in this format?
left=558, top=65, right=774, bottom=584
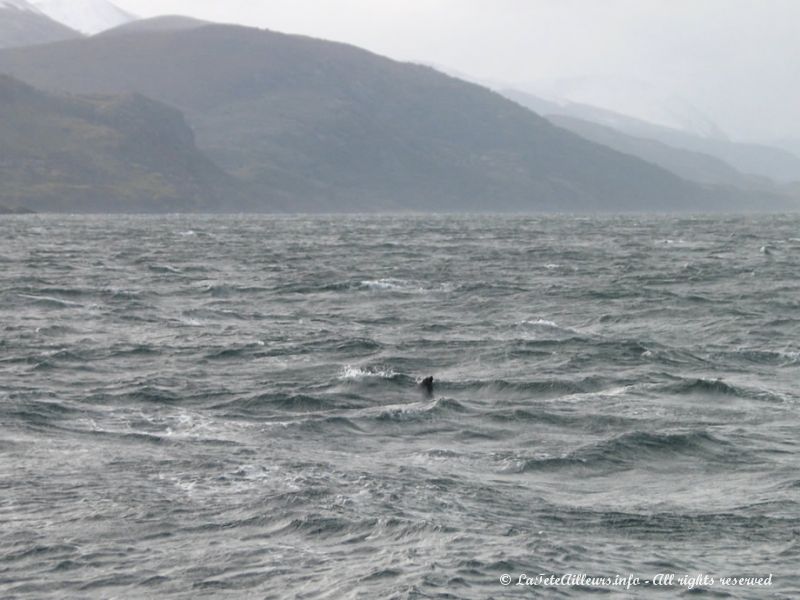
left=0, top=214, right=798, bottom=599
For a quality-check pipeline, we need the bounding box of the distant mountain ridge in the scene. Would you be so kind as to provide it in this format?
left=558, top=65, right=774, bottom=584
left=546, top=114, right=771, bottom=190
left=526, top=77, right=726, bottom=138
left=0, top=19, right=788, bottom=213
left=503, top=89, right=800, bottom=184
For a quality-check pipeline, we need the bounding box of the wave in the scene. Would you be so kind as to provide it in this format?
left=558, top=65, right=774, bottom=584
left=79, top=426, right=240, bottom=448
left=289, top=415, right=364, bottom=434
left=271, top=514, right=451, bottom=543
left=371, top=398, right=468, bottom=423
left=338, top=365, right=397, bottom=380
left=488, top=408, right=638, bottom=430
left=107, top=344, right=161, bottom=358
left=504, top=430, right=743, bottom=474
left=333, top=372, right=630, bottom=403
left=14, top=285, right=148, bottom=305
left=276, top=277, right=450, bottom=295
left=27, top=348, right=103, bottom=371
left=332, top=338, right=383, bottom=353
left=447, top=376, right=615, bottom=398
left=718, top=348, right=800, bottom=367
left=212, top=393, right=344, bottom=415
left=517, top=318, right=581, bottom=336
left=16, top=286, right=86, bottom=298
left=548, top=507, right=800, bottom=541
left=83, top=387, right=181, bottom=406
left=204, top=342, right=268, bottom=360
left=147, top=264, right=183, bottom=274
left=2, top=399, right=82, bottom=426
left=196, top=284, right=271, bottom=298
left=334, top=366, right=421, bottom=395
left=180, top=308, right=252, bottom=321
left=358, top=278, right=422, bottom=292
left=17, top=294, right=84, bottom=309
left=656, top=377, right=786, bottom=403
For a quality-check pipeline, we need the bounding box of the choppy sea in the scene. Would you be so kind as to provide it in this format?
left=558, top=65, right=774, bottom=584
left=1, top=215, right=798, bottom=599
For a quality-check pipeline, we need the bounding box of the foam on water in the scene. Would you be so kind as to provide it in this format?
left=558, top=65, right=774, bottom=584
left=338, top=364, right=396, bottom=380
left=358, top=277, right=418, bottom=291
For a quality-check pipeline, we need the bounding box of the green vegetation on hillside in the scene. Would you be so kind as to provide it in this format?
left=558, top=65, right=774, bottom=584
left=0, top=75, right=243, bottom=213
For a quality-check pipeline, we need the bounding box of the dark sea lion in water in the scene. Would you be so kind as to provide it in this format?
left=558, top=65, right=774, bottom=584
left=419, top=376, right=434, bottom=398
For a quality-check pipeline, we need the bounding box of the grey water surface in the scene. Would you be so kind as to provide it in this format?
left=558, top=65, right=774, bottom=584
left=1, top=215, right=798, bottom=599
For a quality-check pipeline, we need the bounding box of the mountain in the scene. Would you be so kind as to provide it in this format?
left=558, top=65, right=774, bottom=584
left=547, top=114, right=769, bottom=189
left=0, top=0, right=81, bottom=49
left=0, top=20, right=792, bottom=212
left=504, top=89, right=800, bottom=184
left=28, top=0, right=134, bottom=34
left=0, top=75, right=242, bottom=213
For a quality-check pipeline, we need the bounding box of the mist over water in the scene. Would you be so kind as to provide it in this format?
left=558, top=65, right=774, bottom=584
left=1, top=215, right=798, bottom=598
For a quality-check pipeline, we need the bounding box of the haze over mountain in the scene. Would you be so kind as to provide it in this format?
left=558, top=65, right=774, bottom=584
left=0, top=74, right=240, bottom=212
left=524, top=76, right=728, bottom=139
left=503, top=89, right=800, bottom=185
left=545, top=114, right=768, bottom=190
left=408, top=62, right=800, bottom=190
left=0, top=19, right=788, bottom=213
left=107, top=0, right=800, bottom=144
left=0, top=0, right=81, bottom=49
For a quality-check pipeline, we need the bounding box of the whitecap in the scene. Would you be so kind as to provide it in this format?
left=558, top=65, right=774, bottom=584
left=519, top=318, right=579, bottom=334
left=359, top=278, right=418, bottom=291
left=176, top=317, right=203, bottom=327
left=526, top=318, right=560, bottom=328
left=778, top=350, right=800, bottom=365
left=18, top=294, right=83, bottom=308
left=338, top=365, right=396, bottom=380
left=149, top=264, right=182, bottom=274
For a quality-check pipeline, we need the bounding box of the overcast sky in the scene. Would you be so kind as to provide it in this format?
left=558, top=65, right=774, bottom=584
left=112, top=0, right=800, bottom=142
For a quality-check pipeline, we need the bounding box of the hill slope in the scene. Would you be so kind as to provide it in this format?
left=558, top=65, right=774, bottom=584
left=0, top=22, right=773, bottom=213
left=0, top=0, right=81, bottom=49
left=0, top=75, right=242, bottom=213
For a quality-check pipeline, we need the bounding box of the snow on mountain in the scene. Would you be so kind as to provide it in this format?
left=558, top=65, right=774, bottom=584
left=0, top=0, right=83, bottom=49
left=29, top=0, right=135, bottom=34
left=0, top=0, right=42, bottom=11
left=529, top=76, right=727, bottom=140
